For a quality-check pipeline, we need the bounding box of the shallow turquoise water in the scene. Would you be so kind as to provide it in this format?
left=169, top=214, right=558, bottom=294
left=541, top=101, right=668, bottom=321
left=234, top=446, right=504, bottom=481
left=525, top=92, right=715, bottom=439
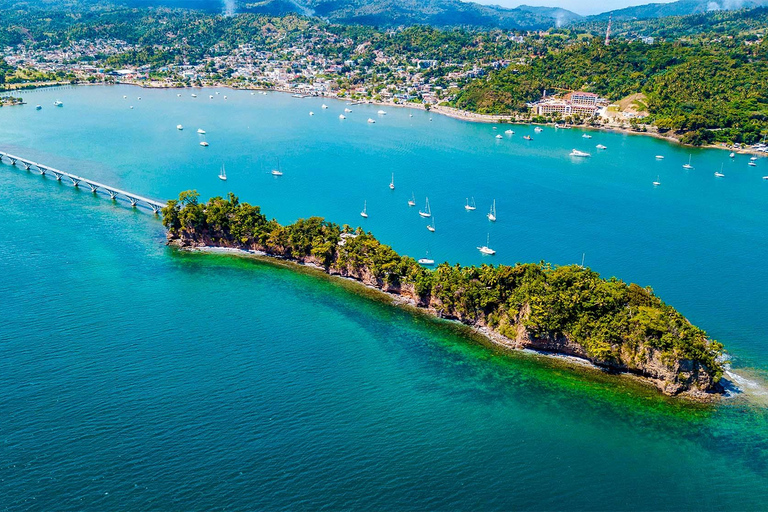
left=1, top=85, right=768, bottom=510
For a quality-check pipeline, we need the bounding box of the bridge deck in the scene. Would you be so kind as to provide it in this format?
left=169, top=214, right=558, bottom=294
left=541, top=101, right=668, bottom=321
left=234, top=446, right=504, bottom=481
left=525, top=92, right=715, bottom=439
left=0, top=151, right=167, bottom=211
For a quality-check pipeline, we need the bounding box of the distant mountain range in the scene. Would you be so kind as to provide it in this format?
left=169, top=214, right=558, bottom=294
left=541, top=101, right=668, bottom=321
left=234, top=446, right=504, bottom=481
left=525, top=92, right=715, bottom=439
left=113, top=0, right=583, bottom=29
left=10, top=0, right=768, bottom=29
left=592, top=0, right=768, bottom=20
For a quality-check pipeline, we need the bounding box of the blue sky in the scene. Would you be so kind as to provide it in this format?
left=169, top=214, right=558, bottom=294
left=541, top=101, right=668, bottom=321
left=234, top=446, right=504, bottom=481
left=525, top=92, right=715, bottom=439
left=470, top=0, right=677, bottom=15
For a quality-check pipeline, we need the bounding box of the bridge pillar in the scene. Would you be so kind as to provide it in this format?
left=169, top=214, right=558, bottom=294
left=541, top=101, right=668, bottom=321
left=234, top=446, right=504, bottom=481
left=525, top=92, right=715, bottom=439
left=87, top=182, right=98, bottom=193
left=38, top=167, right=47, bottom=176
left=107, top=189, right=118, bottom=200
left=150, top=204, right=160, bottom=215
left=127, top=196, right=138, bottom=207
left=10, top=158, right=17, bottom=165
left=70, top=177, right=80, bottom=187
left=53, top=172, right=62, bottom=181
left=23, top=163, right=31, bottom=170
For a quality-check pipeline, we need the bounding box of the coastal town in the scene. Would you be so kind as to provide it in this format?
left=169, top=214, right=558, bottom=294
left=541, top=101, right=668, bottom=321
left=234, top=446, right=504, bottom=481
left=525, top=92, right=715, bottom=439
left=0, top=35, right=489, bottom=107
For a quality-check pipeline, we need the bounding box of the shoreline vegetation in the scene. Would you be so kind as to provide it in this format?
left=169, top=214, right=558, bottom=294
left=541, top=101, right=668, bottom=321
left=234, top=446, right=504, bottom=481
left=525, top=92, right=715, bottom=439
left=162, top=191, right=726, bottom=399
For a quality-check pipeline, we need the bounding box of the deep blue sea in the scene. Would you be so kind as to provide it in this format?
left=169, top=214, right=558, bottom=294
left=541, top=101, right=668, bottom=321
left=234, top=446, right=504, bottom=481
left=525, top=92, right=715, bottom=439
left=1, top=85, right=767, bottom=510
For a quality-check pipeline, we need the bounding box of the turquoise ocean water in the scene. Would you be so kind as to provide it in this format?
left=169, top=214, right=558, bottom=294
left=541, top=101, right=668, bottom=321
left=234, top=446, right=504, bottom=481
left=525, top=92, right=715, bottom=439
left=1, top=85, right=767, bottom=510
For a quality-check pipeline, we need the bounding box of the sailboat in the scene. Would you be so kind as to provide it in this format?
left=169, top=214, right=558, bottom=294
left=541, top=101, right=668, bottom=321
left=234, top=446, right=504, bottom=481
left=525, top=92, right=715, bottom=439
left=419, top=197, right=432, bottom=218
left=271, top=158, right=283, bottom=176
left=197, top=128, right=206, bottom=134
left=389, top=173, right=395, bottom=190
left=682, top=155, right=694, bottom=169
left=715, top=164, right=725, bottom=178
left=477, top=233, right=496, bottom=255
left=360, top=200, right=368, bottom=218
left=418, top=249, right=435, bottom=266
left=218, top=164, right=227, bottom=181
left=465, top=197, right=477, bottom=211
left=653, top=175, right=661, bottom=186
left=427, top=218, right=435, bottom=232
left=487, top=200, right=497, bottom=222
left=408, top=193, right=416, bottom=207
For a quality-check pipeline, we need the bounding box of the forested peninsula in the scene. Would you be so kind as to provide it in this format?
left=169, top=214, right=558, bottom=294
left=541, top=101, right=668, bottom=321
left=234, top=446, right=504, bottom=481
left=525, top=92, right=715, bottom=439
left=162, top=191, right=726, bottom=398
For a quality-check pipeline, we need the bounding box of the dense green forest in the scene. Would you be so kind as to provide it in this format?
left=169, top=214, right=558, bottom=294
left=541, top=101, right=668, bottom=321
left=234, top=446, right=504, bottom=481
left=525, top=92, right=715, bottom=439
left=162, top=191, right=725, bottom=395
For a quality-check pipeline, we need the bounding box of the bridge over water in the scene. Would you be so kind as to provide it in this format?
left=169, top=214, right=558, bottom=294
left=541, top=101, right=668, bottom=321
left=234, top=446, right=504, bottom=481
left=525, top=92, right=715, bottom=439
left=0, top=151, right=167, bottom=214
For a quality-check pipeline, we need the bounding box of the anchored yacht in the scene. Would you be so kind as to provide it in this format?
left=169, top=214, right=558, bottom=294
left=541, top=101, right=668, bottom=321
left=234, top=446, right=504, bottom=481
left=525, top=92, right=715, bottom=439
left=477, top=234, right=496, bottom=255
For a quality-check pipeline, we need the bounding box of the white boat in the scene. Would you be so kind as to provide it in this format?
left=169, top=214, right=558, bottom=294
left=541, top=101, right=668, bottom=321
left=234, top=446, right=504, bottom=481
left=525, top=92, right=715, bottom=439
left=191, top=94, right=197, bottom=98
left=197, top=128, right=206, bottom=134
left=344, top=108, right=352, bottom=113
left=751, top=156, right=758, bottom=161
left=261, top=92, right=267, bottom=96
left=730, top=152, right=735, bottom=158
left=427, top=218, right=435, bottom=232
left=177, top=124, right=184, bottom=130
left=368, top=118, right=375, bottom=123
left=223, top=96, right=227, bottom=100
left=53, top=100, right=63, bottom=107
left=209, top=95, right=214, bottom=99
left=378, top=110, right=387, bottom=115
left=137, top=97, right=141, bottom=100
left=570, top=149, right=591, bottom=157
left=200, top=141, right=209, bottom=147
left=339, top=114, right=346, bottom=119
left=309, top=111, right=314, bottom=116
left=534, top=127, right=543, bottom=133
left=216, top=92, right=220, bottom=95
left=582, top=134, right=592, bottom=139
left=653, top=175, right=661, bottom=186
left=360, top=200, right=368, bottom=218
left=418, top=250, right=435, bottom=266
left=715, top=164, right=725, bottom=178
left=123, top=95, right=127, bottom=99
left=749, top=161, right=757, bottom=167
left=596, top=144, right=607, bottom=150
left=409, top=114, right=413, bottom=117
left=683, top=155, right=694, bottom=169
left=656, top=155, right=665, bottom=160
left=321, top=104, right=328, bottom=109
left=218, top=164, right=227, bottom=181
left=35, top=105, right=41, bottom=110
left=419, top=197, right=432, bottom=218
left=465, top=197, right=477, bottom=211
left=389, top=173, right=395, bottom=190
left=487, top=200, right=497, bottom=222
left=505, top=129, right=514, bottom=134
left=271, top=159, right=283, bottom=176
left=130, top=106, right=134, bottom=109
left=495, top=134, right=503, bottom=139
left=763, top=176, right=768, bottom=180
left=477, top=233, right=496, bottom=255
left=177, top=93, right=181, bottom=97
left=408, top=193, right=416, bottom=207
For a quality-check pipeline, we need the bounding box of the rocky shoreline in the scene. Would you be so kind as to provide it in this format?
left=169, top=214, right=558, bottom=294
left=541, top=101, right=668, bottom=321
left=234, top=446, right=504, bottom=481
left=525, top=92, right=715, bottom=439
left=170, top=239, right=725, bottom=401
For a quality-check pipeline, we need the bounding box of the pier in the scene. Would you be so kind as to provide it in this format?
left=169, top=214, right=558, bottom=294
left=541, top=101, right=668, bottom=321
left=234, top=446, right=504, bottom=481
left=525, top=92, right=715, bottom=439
left=0, top=151, right=167, bottom=214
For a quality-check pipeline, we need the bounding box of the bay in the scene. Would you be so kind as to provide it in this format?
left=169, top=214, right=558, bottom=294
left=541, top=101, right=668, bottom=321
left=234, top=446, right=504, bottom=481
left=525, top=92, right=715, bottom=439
left=1, top=85, right=767, bottom=510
